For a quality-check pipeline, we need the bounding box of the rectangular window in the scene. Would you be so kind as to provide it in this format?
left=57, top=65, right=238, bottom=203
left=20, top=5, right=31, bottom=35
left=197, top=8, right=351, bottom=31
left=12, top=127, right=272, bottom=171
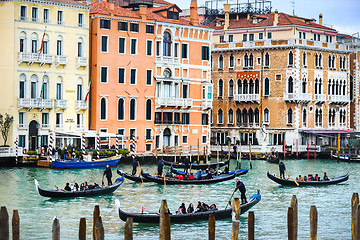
left=42, top=41, right=48, bottom=54
left=228, top=35, right=233, bottom=42
left=202, top=135, right=207, bottom=144
left=101, top=36, right=108, bottom=52
left=43, top=9, right=50, bottom=23
left=118, top=37, right=125, bottom=54
left=118, top=21, right=128, bottom=31
left=146, top=40, right=153, bottom=56
left=100, top=67, right=108, bottom=83
left=146, top=25, right=154, bottom=34
left=56, top=83, right=62, bottom=99
left=259, top=32, right=263, bottom=40
left=219, top=35, right=224, bottom=43
left=182, top=135, right=188, bottom=144
left=146, top=129, right=152, bottom=140
left=57, top=41, right=62, bottom=55
left=182, top=84, right=188, bottom=98
left=130, top=23, right=139, bottom=32
left=19, top=39, right=24, bottom=52
left=155, top=112, right=162, bottom=124
left=42, top=113, right=49, bottom=126
left=174, top=112, right=181, bottom=124
left=174, top=43, right=179, bottom=58
left=249, top=33, right=254, bottom=41
left=145, top=144, right=151, bottom=152
left=267, top=32, right=272, bottom=39
left=118, top=68, right=125, bottom=84
left=100, top=19, right=111, bottom=29
left=20, top=6, right=27, bottom=20
left=182, top=44, right=188, bottom=59
left=19, top=81, right=25, bottom=98
left=130, top=69, right=136, bottom=84
left=275, top=74, right=282, bottom=81
left=19, top=135, right=25, bottom=147
left=19, top=112, right=25, bottom=126
left=182, top=113, right=190, bottom=124
left=31, top=7, right=38, bottom=22
left=77, top=113, right=84, bottom=128
left=78, top=13, right=84, bottom=27
left=156, top=41, right=161, bottom=56
left=202, top=114, right=208, bottom=125
left=129, top=129, right=136, bottom=139
left=202, top=46, right=210, bottom=60
left=57, top=10, right=63, bottom=25
left=56, top=113, right=63, bottom=128
left=77, top=84, right=83, bottom=100
left=30, top=82, right=36, bottom=98
left=146, top=69, right=152, bottom=85
left=130, top=39, right=137, bottom=55
left=100, top=129, right=108, bottom=141
left=243, top=34, right=247, bottom=41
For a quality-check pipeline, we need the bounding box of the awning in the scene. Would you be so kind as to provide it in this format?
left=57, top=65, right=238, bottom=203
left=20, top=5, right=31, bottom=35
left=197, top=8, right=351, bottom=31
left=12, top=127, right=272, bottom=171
left=300, top=130, right=359, bottom=134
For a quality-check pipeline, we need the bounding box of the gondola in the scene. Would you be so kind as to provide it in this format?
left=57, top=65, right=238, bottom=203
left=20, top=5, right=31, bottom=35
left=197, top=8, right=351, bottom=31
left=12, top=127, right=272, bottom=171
left=115, top=192, right=261, bottom=223
left=331, top=154, right=360, bottom=163
left=50, top=156, right=120, bottom=169
left=162, top=158, right=230, bottom=170
left=170, top=167, right=248, bottom=177
left=117, top=169, right=151, bottom=183
left=35, top=177, right=124, bottom=198
left=141, top=171, right=236, bottom=185
left=267, top=156, right=279, bottom=164
left=267, top=172, right=349, bottom=186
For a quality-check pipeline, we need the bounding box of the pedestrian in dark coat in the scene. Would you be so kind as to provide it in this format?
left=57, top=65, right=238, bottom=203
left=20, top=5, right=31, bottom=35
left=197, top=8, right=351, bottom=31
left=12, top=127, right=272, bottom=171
left=279, top=161, right=286, bottom=178
left=157, top=158, right=164, bottom=176
left=184, top=156, right=190, bottom=173
left=103, top=164, right=113, bottom=186
left=234, top=178, right=247, bottom=204
left=132, top=156, right=139, bottom=175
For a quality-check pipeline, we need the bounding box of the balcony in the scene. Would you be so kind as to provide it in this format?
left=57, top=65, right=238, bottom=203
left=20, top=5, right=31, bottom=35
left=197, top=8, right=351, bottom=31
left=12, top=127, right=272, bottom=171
left=18, top=52, right=54, bottom=65
left=155, top=56, right=179, bottom=65
left=202, top=99, right=212, bottom=109
left=155, top=97, right=184, bottom=108
left=41, top=124, right=50, bottom=129
left=234, top=94, right=260, bottom=103
left=55, top=99, right=68, bottom=110
left=18, top=98, right=54, bottom=110
left=77, top=57, right=88, bottom=68
left=328, top=95, right=350, bottom=105
left=182, top=98, right=193, bottom=108
left=56, top=55, right=68, bottom=67
left=76, top=100, right=88, bottom=110
left=283, top=92, right=312, bottom=103
left=314, top=94, right=326, bottom=104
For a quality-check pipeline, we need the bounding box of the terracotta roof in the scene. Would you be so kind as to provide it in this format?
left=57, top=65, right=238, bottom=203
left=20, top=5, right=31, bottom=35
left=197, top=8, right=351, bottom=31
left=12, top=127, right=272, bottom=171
left=48, top=0, right=88, bottom=7
left=90, top=1, right=141, bottom=18
left=207, top=12, right=337, bottom=32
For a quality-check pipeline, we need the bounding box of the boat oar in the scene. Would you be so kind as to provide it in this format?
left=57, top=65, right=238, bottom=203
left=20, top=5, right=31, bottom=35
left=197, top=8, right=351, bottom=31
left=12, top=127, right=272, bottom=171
left=225, top=190, right=236, bottom=209
left=285, top=170, right=299, bottom=186
left=101, top=174, right=105, bottom=187
left=163, top=172, right=166, bottom=187
left=137, top=160, right=143, bottom=184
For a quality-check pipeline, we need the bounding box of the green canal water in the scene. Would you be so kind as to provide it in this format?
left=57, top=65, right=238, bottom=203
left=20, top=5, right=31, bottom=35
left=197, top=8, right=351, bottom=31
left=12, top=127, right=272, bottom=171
left=0, top=159, right=358, bottom=239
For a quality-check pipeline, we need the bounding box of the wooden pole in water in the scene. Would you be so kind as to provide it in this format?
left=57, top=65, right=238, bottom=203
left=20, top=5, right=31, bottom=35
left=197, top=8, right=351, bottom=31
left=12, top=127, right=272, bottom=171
left=290, top=195, right=298, bottom=240
left=203, top=146, right=206, bottom=164
left=287, top=207, right=295, bottom=240
left=314, top=142, right=317, bottom=160
left=190, top=145, right=192, bottom=163
left=352, top=193, right=359, bottom=240
left=356, top=205, right=360, bottom=240
left=52, top=217, right=60, bottom=240
left=159, top=200, right=171, bottom=240
left=231, top=198, right=241, bottom=240
left=217, top=143, right=219, bottom=163
left=174, top=146, right=177, bottom=163
left=310, top=205, right=317, bottom=240
left=197, top=139, right=200, bottom=163
left=0, top=206, right=9, bottom=240
left=208, top=214, right=215, bottom=240
left=94, top=217, right=104, bottom=240
left=248, top=211, right=255, bottom=240
left=79, top=217, right=86, bottom=240
left=93, top=205, right=100, bottom=240
left=124, top=217, right=133, bottom=240
left=307, top=142, right=309, bottom=159
left=12, top=210, right=20, bottom=240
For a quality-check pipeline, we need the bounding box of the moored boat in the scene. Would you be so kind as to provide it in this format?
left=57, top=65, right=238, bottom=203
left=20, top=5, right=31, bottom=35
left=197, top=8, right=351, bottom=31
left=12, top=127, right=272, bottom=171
left=117, top=169, right=151, bottom=183
left=115, top=192, right=261, bottom=223
left=267, top=156, right=279, bottom=164
left=331, top=154, right=360, bottom=163
left=170, top=167, right=248, bottom=177
left=267, top=172, right=349, bottom=186
left=162, top=159, right=230, bottom=170
left=35, top=177, right=124, bottom=198
left=50, top=156, right=120, bottom=169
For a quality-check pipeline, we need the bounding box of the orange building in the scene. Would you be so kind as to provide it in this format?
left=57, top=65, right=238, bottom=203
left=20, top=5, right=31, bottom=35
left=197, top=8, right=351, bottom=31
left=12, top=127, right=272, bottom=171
left=89, top=0, right=213, bottom=154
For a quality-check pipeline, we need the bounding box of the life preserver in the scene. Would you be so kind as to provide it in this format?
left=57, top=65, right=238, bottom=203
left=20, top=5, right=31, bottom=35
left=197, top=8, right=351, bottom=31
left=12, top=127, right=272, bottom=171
left=41, top=148, right=45, bottom=154
left=23, top=149, right=27, bottom=154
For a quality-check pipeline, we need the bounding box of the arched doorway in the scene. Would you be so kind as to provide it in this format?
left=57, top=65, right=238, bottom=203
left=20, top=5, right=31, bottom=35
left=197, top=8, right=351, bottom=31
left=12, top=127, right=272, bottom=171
left=29, top=120, right=39, bottom=150
left=163, top=128, right=171, bottom=147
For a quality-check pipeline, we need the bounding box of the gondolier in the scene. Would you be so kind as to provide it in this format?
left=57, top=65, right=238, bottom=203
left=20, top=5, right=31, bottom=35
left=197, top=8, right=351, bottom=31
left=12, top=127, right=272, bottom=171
left=234, top=178, right=247, bottom=204
left=184, top=156, right=190, bottom=173
left=279, top=161, right=286, bottom=179
left=103, top=164, right=113, bottom=186
left=132, top=155, right=139, bottom=175
left=157, top=158, right=164, bottom=176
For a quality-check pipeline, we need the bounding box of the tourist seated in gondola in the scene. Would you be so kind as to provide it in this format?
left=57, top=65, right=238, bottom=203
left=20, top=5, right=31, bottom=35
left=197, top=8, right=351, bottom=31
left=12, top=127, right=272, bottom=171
left=188, top=173, right=195, bottom=180
left=297, top=175, right=304, bottom=181
left=195, top=201, right=202, bottom=212
left=210, top=204, right=218, bottom=211
left=303, top=175, right=308, bottom=181
left=201, top=202, right=210, bottom=211
left=175, top=174, right=184, bottom=180
left=165, top=170, right=172, bottom=178
left=73, top=183, right=79, bottom=191
left=314, top=174, right=320, bottom=181
left=187, top=203, right=194, bottom=213
left=64, top=183, right=71, bottom=191
left=204, top=170, right=213, bottom=179
left=177, top=203, right=186, bottom=214
left=222, top=166, right=229, bottom=174
left=195, top=169, right=203, bottom=180
left=323, top=172, right=330, bottom=181
left=308, top=174, right=315, bottom=181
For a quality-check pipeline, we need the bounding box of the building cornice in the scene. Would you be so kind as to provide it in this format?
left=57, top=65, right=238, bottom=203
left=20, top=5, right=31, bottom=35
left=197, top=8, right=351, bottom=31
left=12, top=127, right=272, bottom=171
left=10, top=0, right=91, bottom=10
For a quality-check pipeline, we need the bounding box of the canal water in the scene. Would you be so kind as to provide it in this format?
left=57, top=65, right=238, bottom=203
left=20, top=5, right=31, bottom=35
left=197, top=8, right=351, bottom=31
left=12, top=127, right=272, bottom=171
left=0, top=159, right=358, bottom=239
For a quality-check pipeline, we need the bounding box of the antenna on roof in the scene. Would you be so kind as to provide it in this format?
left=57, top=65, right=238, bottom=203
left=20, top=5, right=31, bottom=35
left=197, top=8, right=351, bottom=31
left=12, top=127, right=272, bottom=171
left=290, top=0, right=295, bottom=15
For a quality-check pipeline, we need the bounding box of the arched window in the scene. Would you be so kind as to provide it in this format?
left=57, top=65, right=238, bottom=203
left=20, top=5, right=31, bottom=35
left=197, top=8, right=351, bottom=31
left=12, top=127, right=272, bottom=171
left=41, top=75, right=49, bottom=99
left=328, top=54, right=332, bottom=68
left=314, top=78, right=318, bottom=94
left=242, top=109, right=248, bottom=125
left=42, top=34, right=49, bottom=54
left=31, top=32, right=38, bottom=53
left=30, top=74, right=38, bottom=99
left=130, top=98, right=136, bottom=120
left=339, top=56, right=343, bottom=69
left=288, top=51, right=294, bottom=66
left=287, top=108, right=293, bottom=124
left=163, top=31, right=172, bottom=57
left=288, top=77, right=293, bottom=93
left=57, top=35, right=63, bottom=56
left=336, top=80, right=339, bottom=95
left=264, top=52, right=270, bottom=67
left=19, top=31, right=27, bottom=53
left=332, top=79, right=335, bottom=95
left=302, top=76, right=307, bottom=93
left=77, top=37, right=84, bottom=57
left=218, top=54, right=224, bottom=69
left=146, top=99, right=152, bottom=120
left=332, top=55, right=335, bottom=69
left=249, top=53, right=254, bottom=67
left=236, top=108, right=241, bottom=126
left=56, top=76, right=63, bottom=100
left=303, top=108, right=307, bottom=126
left=163, top=128, right=171, bottom=147
left=254, top=108, right=259, bottom=124
left=244, top=53, right=249, bottom=67
left=100, top=97, right=107, bottom=120
left=19, top=73, right=26, bottom=98
left=318, top=78, right=322, bottom=94
left=303, top=51, right=307, bottom=66
left=217, top=109, right=223, bottom=124
left=248, top=108, right=254, bottom=124
left=249, top=79, right=254, bottom=94
left=228, top=108, right=234, bottom=124
left=315, top=53, right=319, bottom=67
left=319, top=53, right=322, bottom=67
left=117, top=98, right=124, bottom=120
left=237, top=79, right=242, bottom=94
left=343, top=80, right=346, bottom=95
left=264, top=108, right=269, bottom=123
left=218, top=79, right=223, bottom=97
left=264, top=77, right=270, bottom=96
left=229, top=54, right=234, bottom=68
left=229, top=79, right=234, bottom=97
left=243, top=79, right=248, bottom=94
left=343, top=56, right=346, bottom=69
left=255, top=79, right=259, bottom=94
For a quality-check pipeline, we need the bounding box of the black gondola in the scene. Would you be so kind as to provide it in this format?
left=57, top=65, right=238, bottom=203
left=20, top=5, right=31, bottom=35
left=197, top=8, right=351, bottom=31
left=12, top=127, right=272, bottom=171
left=115, top=192, right=261, bottom=223
left=170, top=167, right=248, bottom=177
left=267, top=172, right=349, bottom=186
left=142, top=171, right=236, bottom=185
left=117, top=169, right=151, bottom=183
left=35, top=177, right=124, bottom=198
left=267, top=156, right=279, bottom=164
left=331, top=154, right=360, bottom=163
left=162, top=159, right=230, bottom=170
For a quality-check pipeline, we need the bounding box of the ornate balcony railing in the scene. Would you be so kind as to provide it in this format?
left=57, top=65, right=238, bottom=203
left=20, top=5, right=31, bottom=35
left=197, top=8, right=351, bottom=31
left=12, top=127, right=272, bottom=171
left=18, top=98, right=54, bottom=110
left=56, top=55, right=68, bottom=67
left=76, top=100, right=88, bottom=110
left=328, top=95, right=350, bottom=104
left=234, top=94, right=260, bottom=103
left=77, top=57, right=88, bottom=68
left=55, top=99, right=68, bottom=109
left=18, top=52, right=54, bottom=65
left=283, top=92, right=312, bottom=103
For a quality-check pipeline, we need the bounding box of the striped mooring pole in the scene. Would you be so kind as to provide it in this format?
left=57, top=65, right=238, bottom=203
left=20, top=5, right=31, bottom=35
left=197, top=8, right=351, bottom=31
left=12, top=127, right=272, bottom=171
left=115, top=135, right=120, bottom=156
left=49, top=130, right=53, bottom=161
left=96, top=131, right=100, bottom=159
left=81, top=132, right=86, bottom=156
left=14, top=138, right=18, bottom=164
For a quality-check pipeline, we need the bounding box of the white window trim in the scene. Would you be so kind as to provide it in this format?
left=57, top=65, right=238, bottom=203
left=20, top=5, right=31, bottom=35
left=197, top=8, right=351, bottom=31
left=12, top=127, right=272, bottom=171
left=117, top=97, right=125, bottom=121
left=228, top=79, right=234, bottom=97
left=100, top=97, right=108, bottom=121
left=129, top=98, right=137, bottom=121
left=217, top=109, right=223, bottom=124
left=31, top=7, right=39, bottom=22
left=182, top=43, right=189, bottom=59
left=130, top=22, right=139, bottom=33
left=145, top=98, right=152, bottom=121
left=228, top=109, right=234, bottom=124
left=118, top=37, right=126, bottom=54
left=156, top=40, right=161, bottom=56
left=182, top=135, right=188, bottom=144
left=145, top=128, right=152, bottom=140
left=146, top=39, right=153, bottom=56
left=20, top=5, right=27, bottom=19
left=43, top=8, right=50, bottom=23
left=145, top=143, right=152, bottom=152
left=263, top=108, right=270, bottom=124
left=101, top=35, right=109, bottom=53
left=117, top=128, right=126, bottom=142
left=78, top=13, right=84, bottom=27
left=275, top=74, right=282, bottom=82
left=100, top=66, right=108, bottom=84
left=130, top=38, right=138, bottom=55
left=146, top=69, right=153, bottom=86
left=57, top=10, right=64, bottom=25
left=130, top=68, right=137, bottom=85
left=129, top=128, right=137, bottom=142
left=118, top=67, right=126, bottom=84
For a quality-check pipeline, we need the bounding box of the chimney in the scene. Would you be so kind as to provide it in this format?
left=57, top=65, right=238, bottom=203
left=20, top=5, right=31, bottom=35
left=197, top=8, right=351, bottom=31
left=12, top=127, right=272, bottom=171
left=224, top=4, right=230, bottom=30
left=108, top=1, right=114, bottom=15
left=319, top=13, right=323, bottom=25
left=190, top=0, right=199, bottom=26
left=247, top=13, right=250, bottom=19
left=273, top=9, right=278, bottom=26
left=139, top=5, right=147, bottom=21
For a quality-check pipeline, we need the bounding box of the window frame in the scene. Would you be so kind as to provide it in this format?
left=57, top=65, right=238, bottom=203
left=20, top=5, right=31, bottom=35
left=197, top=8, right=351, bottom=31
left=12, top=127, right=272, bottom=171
left=118, top=21, right=128, bottom=31
left=130, top=38, right=138, bottom=55
left=118, top=68, right=125, bottom=84
left=101, top=35, right=109, bottom=53
left=117, top=98, right=125, bottom=121
left=146, top=69, right=152, bottom=86
left=129, top=98, right=137, bottom=121
left=130, top=68, right=137, bottom=85
left=100, top=66, right=108, bottom=83
left=118, top=37, right=126, bottom=54
left=100, top=19, right=111, bottom=30
left=146, top=24, right=154, bottom=34
left=146, top=39, right=153, bottom=56
left=130, top=22, right=139, bottom=32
